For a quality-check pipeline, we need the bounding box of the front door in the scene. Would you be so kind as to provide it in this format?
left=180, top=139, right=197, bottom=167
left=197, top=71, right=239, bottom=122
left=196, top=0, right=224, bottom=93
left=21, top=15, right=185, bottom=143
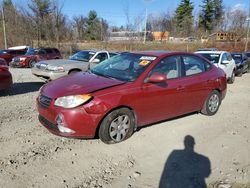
left=136, top=55, right=184, bottom=125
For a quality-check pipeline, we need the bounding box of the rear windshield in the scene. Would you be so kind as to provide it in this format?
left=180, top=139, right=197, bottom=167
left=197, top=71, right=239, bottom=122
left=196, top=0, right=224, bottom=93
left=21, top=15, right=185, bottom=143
left=69, top=51, right=96, bottom=62
left=198, top=53, right=220, bottom=64
left=25, top=49, right=38, bottom=55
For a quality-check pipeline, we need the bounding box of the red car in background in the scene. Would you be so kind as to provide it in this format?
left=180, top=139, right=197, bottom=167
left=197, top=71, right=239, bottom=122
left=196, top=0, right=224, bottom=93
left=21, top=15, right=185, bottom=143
left=10, top=48, right=62, bottom=68
left=0, top=49, right=27, bottom=65
left=37, top=51, right=227, bottom=144
left=0, top=58, right=12, bottom=91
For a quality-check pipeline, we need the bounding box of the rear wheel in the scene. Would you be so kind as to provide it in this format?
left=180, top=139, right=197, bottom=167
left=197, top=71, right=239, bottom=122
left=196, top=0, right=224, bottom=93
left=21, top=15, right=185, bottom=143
left=201, top=90, right=221, bottom=116
left=228, top=70, right=235, bottom=84
left=98, top=108, right=135, bottom=144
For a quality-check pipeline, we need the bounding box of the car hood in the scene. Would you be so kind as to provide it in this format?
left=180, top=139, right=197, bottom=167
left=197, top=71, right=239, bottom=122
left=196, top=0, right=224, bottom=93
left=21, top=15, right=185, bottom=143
left=41, top=72, right=125, bottom=98
left=38, top=59, right=86, bottom=66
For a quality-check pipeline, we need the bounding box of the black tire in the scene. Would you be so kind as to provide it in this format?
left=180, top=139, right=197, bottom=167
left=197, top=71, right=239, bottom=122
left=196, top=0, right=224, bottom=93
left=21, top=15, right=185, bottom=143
left=237, top=69, right=243, bottom=77
left=228, top=70, right=235, bottom=84
left=201, top=90, right=221, bottom=116
left=247, top=65, right=250, bottom=73
left=29, top=60, right=36, bottom=68
left=98, top=108, right=135, bottom=144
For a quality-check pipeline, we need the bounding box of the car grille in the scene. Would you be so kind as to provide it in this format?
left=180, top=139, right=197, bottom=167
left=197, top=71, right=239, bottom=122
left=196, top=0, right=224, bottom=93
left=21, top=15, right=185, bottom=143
left=38, top=115, right=58, bottom=130
left=39, top=95, right=52, bottom=108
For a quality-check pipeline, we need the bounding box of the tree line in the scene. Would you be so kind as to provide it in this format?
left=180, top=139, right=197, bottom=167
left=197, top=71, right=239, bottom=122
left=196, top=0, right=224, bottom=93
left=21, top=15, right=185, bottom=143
left=0, top=0, right=248, bottom=48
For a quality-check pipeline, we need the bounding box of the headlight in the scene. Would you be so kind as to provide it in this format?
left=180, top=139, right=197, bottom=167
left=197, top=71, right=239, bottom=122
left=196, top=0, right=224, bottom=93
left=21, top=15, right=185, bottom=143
left=54, top=94, right=92, bottom=108
left=46, top=65, right=64, bottom=72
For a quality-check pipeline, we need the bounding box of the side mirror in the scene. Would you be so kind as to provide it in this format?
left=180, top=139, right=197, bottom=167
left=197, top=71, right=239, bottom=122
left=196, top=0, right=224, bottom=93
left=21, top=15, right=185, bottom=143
left=91, top=58, right=100, bottom=64
left=221, top=60, right=229, bottom=64
left=147, top=72, right=167, bottom=83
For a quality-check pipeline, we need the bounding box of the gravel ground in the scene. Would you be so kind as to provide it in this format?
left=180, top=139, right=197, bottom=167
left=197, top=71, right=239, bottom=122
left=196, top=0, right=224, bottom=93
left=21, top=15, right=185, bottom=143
left=0, top=68, right=250, bottom=188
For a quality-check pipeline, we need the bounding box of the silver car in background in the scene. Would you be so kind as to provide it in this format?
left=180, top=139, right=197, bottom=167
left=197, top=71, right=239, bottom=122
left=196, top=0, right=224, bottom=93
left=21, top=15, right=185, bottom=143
left=31, top=50, right=118, bottom=82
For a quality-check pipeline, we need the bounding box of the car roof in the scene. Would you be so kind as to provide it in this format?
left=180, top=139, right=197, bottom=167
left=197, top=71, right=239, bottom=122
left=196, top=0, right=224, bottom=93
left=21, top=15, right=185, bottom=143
left=195, top=51, right=226, bottom=54
left=131, top=50, right=171, bottom=57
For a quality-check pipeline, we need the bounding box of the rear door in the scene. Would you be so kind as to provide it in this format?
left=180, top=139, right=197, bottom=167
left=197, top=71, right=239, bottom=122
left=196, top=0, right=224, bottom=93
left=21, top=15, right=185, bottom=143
left=177, top=55, right=212, bottom=114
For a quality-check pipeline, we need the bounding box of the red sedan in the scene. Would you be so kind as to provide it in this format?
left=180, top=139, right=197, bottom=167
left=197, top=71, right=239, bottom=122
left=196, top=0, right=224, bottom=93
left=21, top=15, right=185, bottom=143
left=37, top=51, right=227, bottom=144
left=0, top=58, right=12, bottom=91
left=10, top=48, right=62, bottom=68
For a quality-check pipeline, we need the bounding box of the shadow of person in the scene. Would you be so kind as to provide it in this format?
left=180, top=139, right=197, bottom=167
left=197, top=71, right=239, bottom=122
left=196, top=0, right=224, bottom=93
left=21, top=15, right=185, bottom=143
left=159, top=135, right=211, bottom=188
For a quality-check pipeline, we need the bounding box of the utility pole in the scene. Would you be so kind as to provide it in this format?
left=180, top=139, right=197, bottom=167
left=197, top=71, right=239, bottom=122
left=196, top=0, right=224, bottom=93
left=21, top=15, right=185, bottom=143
left=245, top=1, right=250, bottom=52
left=1, top=5, right=7, bottom=49
left=143, top=8, right=147, bottom=44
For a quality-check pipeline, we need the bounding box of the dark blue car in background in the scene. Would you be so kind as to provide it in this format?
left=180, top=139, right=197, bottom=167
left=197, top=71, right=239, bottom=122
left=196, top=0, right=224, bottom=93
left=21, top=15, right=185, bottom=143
left=231, top=53, right=250, bottom=77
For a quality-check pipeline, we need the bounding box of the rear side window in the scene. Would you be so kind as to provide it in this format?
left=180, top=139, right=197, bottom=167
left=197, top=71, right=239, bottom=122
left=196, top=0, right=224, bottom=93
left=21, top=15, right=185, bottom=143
left=44, top=48, right=53, bottom=54
left=226, top=53, right=233, bottom=61
left=53, top=48, right=60, bottom=53
left=109, top=53, right=118, bottom=57
left=183, top=55, right=207, bottom=76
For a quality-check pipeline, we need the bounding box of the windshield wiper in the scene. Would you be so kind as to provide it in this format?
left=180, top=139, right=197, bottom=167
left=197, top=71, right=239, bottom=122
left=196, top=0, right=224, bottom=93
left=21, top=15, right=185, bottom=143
left=91, top=70, right=125, bottom=81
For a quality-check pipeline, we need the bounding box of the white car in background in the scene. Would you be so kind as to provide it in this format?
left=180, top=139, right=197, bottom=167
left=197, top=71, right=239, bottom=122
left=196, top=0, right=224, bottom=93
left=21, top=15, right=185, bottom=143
left=195, top=51, right=236, bottom=84
left=32, top=50, right=118, bottom=82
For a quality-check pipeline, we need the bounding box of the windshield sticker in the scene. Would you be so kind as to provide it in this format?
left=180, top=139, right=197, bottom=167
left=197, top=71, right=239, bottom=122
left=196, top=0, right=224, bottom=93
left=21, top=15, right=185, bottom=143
left=233, top=55, right=241, bottom=57
left=210, top=54, right=220, bottom=57
left=140, top=56, right=156, bottom=61
left=139, top=60, right=151, bottom=66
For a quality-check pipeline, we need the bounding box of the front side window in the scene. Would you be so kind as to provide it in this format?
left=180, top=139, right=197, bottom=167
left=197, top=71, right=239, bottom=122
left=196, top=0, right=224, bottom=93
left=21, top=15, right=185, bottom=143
left=149, top=56, right=180, bottom=79
left=221, top=53, right=227, bottom=61
left=95, top=53, right=108, bottom=62
left=183, top=56, right=206, bottom=76
left=38, top=50, right=46, bottom=55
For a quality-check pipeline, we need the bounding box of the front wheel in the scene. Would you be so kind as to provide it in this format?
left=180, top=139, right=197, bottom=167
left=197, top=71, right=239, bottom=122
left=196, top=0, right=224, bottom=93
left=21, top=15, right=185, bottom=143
left=29, top=60, right=36, bottom=68
left=247, top=65, right=250, bottom=73
left=98, top=108, right=135, bottom=144
left=228, top=70, right=235, bottom=84
left=201, top=90, right=221, bottom=116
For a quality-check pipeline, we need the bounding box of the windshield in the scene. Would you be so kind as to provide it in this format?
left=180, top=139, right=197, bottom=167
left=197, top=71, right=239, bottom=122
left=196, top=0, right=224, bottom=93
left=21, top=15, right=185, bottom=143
left=25, top=48, right=38, bottom=55
left=91, top=53, right=156, bottom=82
left=198, top=53, right=220, bottom=64
left=231, top=54, right=242, bottom=61
left=69, top=51, right=96, bottom=62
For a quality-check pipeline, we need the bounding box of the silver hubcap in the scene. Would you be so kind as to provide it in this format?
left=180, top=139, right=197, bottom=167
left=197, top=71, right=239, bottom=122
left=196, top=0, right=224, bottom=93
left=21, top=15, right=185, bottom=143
left=208, top=94, right=219, bottom=113
left=109, top=115, right=130, bottom=142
